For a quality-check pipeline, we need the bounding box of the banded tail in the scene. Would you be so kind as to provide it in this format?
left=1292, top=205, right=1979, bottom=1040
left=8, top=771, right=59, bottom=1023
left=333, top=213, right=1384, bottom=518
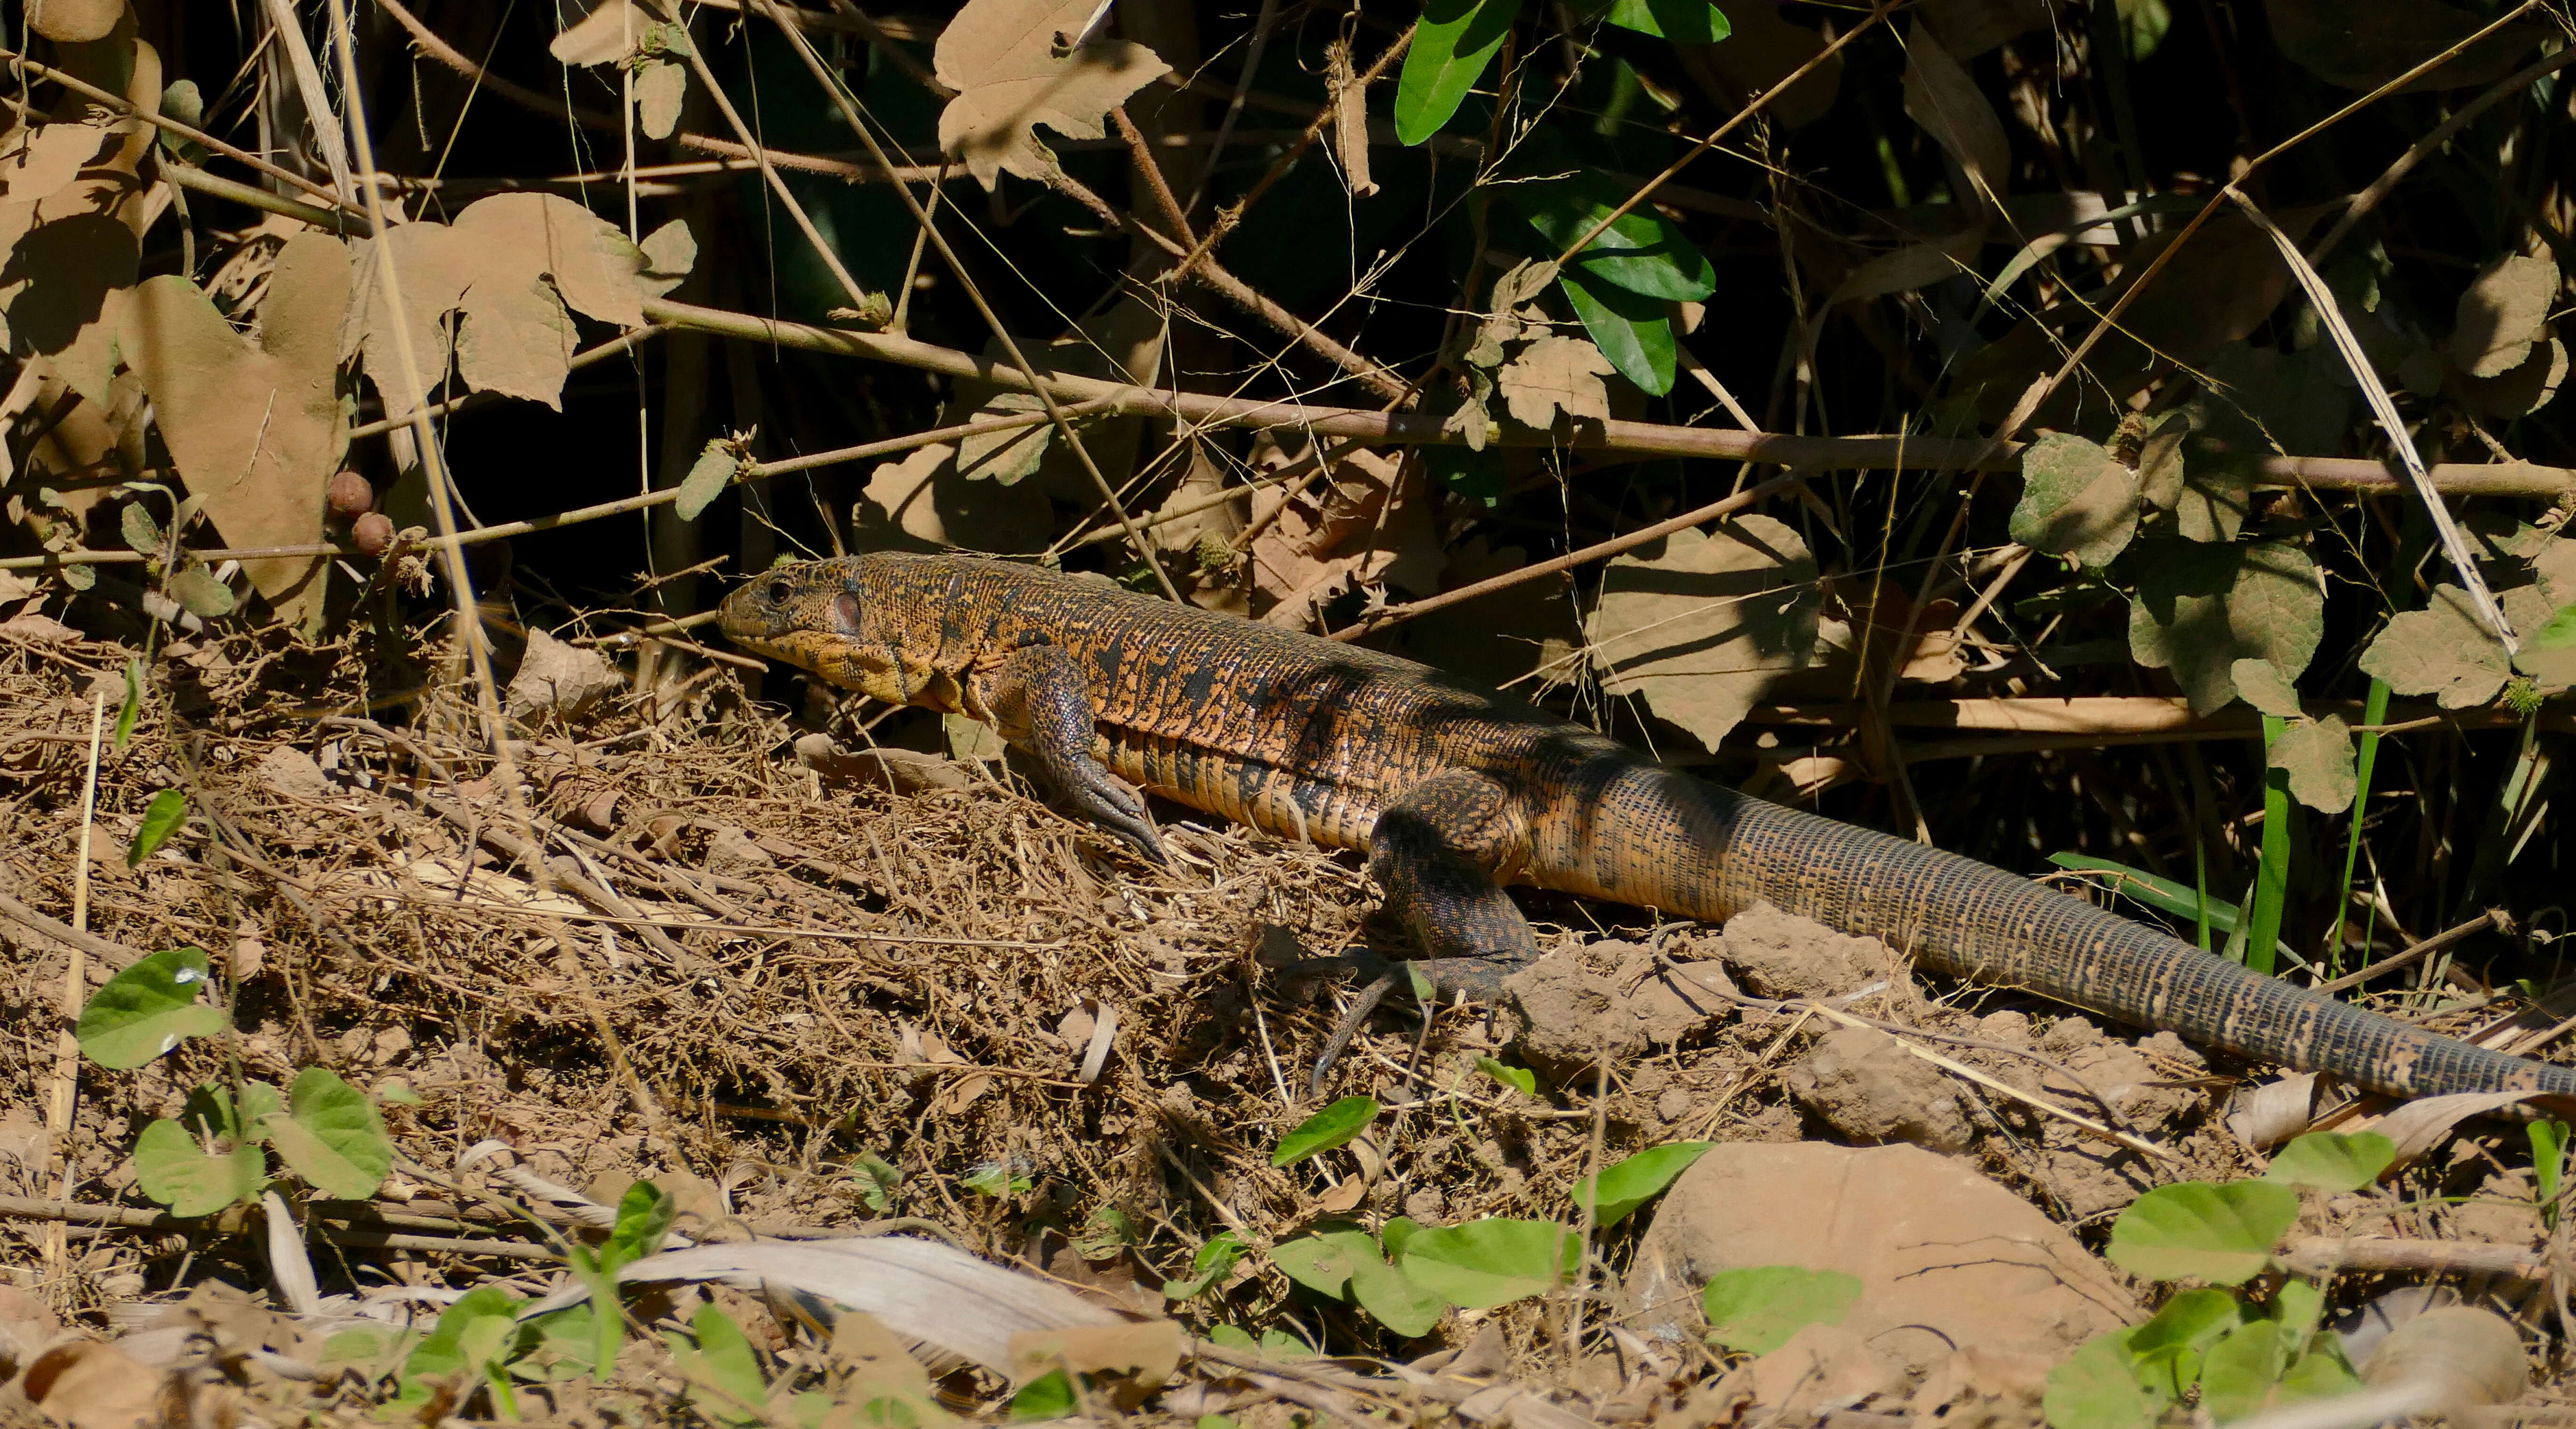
left=1532, top=759, right=2576, bottom=1100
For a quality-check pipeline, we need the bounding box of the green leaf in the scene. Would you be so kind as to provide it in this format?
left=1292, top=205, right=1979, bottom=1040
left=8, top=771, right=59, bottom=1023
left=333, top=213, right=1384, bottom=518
left=132, top=1115, right=266, bottom=1215
left=1557, top=264, right=1674, bottom=395
left=1269, top=1227, right=1361, bottom=1299
left=403, top=1285, right=525, bottom=1402
left=1164, top=1230, right=1247, bottom=1301
left=2534, top=1121, right=2568, bottom=1205
left=1008, top=1368, right=1077, bottom=1420
left=1398, top=1219, right=1578, bottom=1309
left=121, top=502, right=162, bottom=555
left=1571, top=1142, right=1709, bottom=1229
left=2269, top=714, right=2356, bottom=815
left=1394, top=0, right=1518, bottom=145
left=604, top=1179, right=678, bottom=1272
left=1380, top=1215, right=1422, bottom=1259
left=1503, top=175, right=1717, bottom=301
left=258, top=1066, right=393, bottom=1199
left=685, top=1306, right=769, bottom=1426
left=2358, top=585, right=2511, bottom=711
left=2043, top=1333, right=2165, bottom=1429
left=2106, top=1181, right=2299, bottom=1286
left=1474, top=1057, right=1536, bottom=1097
left=113, top=658, right=140, bottom=750
left=2123, top=1288, right=2241, bottom=1400
left=1350, top=1247, right=1446, bottom=1338
left=2129, top=540, right=2325, bottom=716
left=675, top=439, right=738, bottom=522
left=2262, top=1131, right=2394, bottom=1192
left=127, top=789, right=187, bottom=867
left=2537, top=602, right=2576, bottom=649
left=2011, top=433, right=2139, bottom=569
left=963, top=1162, right=1033, bottom=1197
left=2196, top=1320, right=2286, bottom=1423
left=1596, top=0, right=1729, bottom=42
left=1698, top=1266, right=1863, bottom=1354
left=2275, top=1342, right=2361, bottom=1405
left=77, top=947, right=226, bottom=1069
left=1272, top=1096, right=1379, bottom=1166
left=848, top=1149, right=900, bottom=1212
left=167, top=565, right=236, bottom=619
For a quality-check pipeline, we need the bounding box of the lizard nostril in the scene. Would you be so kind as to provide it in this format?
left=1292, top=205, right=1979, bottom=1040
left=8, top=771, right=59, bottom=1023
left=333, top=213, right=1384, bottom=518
left=766, top=579, right=793, bottom=605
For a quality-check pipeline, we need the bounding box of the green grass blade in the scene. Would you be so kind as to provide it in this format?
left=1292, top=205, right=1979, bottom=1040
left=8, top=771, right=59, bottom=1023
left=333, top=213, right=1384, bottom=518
left=2245, top=715, right=2293, bottom=977
left=2326, top=677, right=2391, bottom=971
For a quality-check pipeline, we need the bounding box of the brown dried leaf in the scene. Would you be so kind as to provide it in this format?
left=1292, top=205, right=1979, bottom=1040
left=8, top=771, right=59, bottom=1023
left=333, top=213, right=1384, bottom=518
left=2127, top=540, right=2323, bottom=715
left=637, top=60, right=688, bottom=141
left=1395, top=537, right=1578, bottom=689
left=2008, top=432, right=2136, bottom=567
left=955, top=391, right=1053, bottom=485
left=1248, top=448, right=1444, bottom=628
left=2270, top=714, right=2355, bottom=814
left=26, top=0, right=126, bottom=42
left=2451, top=255, right=2557, bottom=379
left=1588, top=516, right=1822, bottom=753
left=934, top=0, right=1170, bottom=190
left=2358, top=585, right=2510, bottom=710
left=2458, top=334, right=2568, bottom=419
left=346, top=194, right=687, bottom=418
left=121, top=231, right=352, bottom=624
left=21, top=1340, right=165, bottom=1429
left=858, top=442, right=1051, bottom=553
left=1497, top=334, right=1615, bottom=430
left=1901, top=24, right=2008, bottom=214
left=549, top=0, right=657, bottom=65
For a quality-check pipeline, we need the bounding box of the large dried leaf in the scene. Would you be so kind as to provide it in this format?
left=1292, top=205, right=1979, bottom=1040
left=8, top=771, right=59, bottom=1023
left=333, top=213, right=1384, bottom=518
left=549, top=0, right=658, bottom=65
left=2264, top=0, right=2546, bottom=91
left=344, top=194, right=688, bottom=418
left=2009, top=432, right=2137, bottom=567
left=26, top=0, right=127, bottom=43
left=858, top=442, right=1051, bottom=554
left=2358, top=585, right=2510, bottom=709
left=934, top=0, right=1170, bottom=190
left=1589, top=517, right=1822, bottom=753
left=1247, top=447, right=1445, bottom=628
left=1901, top=24, right=2008, bottom=213
left=1394, top=536, right=1579, bottom=689
left=2270, top=714, right=2355, bottom=814
left=2127, top=540, right=2323, bottom=715
left=2450, top=256, right=2557, bottom=379
left=0, top=72, right=158, bottom=394
left=1497, top=334, right=1615, bottom=430
left=121, top=232, right=352, bottom=623
left=2458, top=334, right=2568, bottom=420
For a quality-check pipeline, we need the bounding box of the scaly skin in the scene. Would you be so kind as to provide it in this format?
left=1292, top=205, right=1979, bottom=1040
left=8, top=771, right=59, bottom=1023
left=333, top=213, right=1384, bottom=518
left=721, top=552, right=2576, bottom=1100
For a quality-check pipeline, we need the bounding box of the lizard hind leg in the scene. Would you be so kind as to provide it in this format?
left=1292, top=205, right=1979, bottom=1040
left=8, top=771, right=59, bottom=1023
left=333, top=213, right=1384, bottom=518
left=967, top=636, right=1166, bottom=864
left=1314, top=771, right=1536, bottom=1092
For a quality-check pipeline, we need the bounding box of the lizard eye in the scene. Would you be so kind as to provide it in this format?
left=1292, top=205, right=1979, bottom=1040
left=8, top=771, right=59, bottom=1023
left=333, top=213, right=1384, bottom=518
left=765, top=579, right=793, bottom=605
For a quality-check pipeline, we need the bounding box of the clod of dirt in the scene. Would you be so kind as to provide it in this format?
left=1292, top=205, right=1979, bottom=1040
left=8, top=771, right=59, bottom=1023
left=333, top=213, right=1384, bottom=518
left=1905, top=1346, right=2053, bottom=1429
left=507, top=627, right=623, bottom=719
left=1718, top=901, right=1918, bottom=1003
left=1740, top=1322, right=1905, bottom=1416
left=1626, top=1141, right=2139, bottom=1373
left=1502, top=941, right=1723, bottom=1080
left=253, top=746, right=329, bottom=800
left=703, top=826, right=776, bottom=880
left=0, top=1284, right=64, bottom=1381
left=2029, top=1030, right=2197, bottom=1131
left=1782, top=1025, right=1972, bottom=1153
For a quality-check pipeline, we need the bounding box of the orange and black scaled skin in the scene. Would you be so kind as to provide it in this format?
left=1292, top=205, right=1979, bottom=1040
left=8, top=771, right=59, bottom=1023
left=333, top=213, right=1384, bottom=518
left=721, top=552, right=2576, bottom=1101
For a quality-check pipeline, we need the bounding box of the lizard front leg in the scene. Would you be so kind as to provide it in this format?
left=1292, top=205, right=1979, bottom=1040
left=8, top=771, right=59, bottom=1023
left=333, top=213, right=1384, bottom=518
left=1314, top=770, right=1535, bottom=1091
left=966, top=635, right=1167, bottom=863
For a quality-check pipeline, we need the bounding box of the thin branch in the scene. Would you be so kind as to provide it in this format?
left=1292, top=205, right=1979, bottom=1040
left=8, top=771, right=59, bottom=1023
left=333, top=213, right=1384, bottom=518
left=0, top=46, right=359, bottom=216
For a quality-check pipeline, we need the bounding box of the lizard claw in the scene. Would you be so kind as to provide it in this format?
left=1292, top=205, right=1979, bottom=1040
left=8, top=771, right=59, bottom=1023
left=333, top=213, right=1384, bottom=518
left=1065, top=766, right=1167, bottom=864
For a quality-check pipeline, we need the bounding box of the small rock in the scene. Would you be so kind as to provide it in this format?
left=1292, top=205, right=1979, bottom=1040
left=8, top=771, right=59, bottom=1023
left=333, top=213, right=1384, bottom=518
left=254, top=746, right=330, bottom=800
left=507, top=628, right=623, bottom=720
left=1504, top=943, right=1723, bottom=1080
left=2136, top=1030, right=2206, bottom=1071
left=1403, top=1185, right=1445, bottom=1222
left=1626, top=1141, right=2138, bottom=1373
left=2037, top=1017, right=2103, bottom=1056
left=1783, top=1026, right=1972, bottom=1154
left=703, top=826, right=776, bottom=880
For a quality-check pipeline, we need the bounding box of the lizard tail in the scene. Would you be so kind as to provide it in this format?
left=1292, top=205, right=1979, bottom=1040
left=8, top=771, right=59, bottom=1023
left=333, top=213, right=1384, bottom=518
left=1541, top=761, right=2576, bottom=1100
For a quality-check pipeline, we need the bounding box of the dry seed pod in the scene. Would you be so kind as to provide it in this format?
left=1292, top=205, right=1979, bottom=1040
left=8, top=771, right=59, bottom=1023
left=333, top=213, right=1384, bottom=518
left=350, top=512, right=396, bottom=555
left=327, top=470, right=376, bottom=518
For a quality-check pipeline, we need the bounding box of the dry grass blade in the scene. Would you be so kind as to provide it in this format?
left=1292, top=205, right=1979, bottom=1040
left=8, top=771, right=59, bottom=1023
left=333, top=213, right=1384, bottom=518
left=2226, top=189, right=2517, bottom=654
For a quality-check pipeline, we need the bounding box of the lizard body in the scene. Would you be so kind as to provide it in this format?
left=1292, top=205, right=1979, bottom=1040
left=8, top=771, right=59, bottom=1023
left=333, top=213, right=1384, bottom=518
left=721, top=552, right=2576, bottom=1101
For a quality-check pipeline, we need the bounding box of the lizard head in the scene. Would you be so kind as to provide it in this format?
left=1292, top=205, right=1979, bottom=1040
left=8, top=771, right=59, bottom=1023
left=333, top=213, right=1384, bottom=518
left=718, top=559, right=911, bottom=702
